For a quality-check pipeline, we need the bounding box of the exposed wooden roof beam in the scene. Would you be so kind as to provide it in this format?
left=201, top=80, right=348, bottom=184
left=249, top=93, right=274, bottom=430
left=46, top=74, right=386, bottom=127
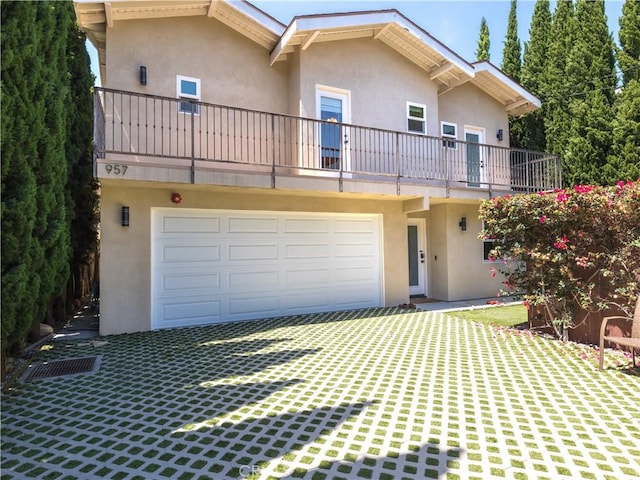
left=301, top=30, right=320, bottom=51
left=429, top=62, right=454, bottom=81
left=207, top=0, right=218, bottom=17
left=506, top=98, right=530, bottom=111
left=373, top=23, right=392, bottom=40
left=104, top=2, right=113, bottom=28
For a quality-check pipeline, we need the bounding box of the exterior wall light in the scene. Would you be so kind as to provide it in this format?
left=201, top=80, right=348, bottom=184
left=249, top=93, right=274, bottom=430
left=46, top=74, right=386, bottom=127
left=171, top=193, right=182, bottom=204
left=459, top=217, right=467, bottom=231
left=497, top=129, right=504, bottom=141
left=121, top=206, right=130, bottom=227
left=140, top=66, right=147, bottom=86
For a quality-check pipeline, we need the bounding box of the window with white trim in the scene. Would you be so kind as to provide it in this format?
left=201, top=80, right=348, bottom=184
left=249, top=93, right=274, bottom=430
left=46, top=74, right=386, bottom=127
left=407, top=102, right=426, bottom=134
left=482, top=220, right=497, bottom=262
left=441, top=121, right=457, bottom=149
left=177, top=75, right=200, bottom=114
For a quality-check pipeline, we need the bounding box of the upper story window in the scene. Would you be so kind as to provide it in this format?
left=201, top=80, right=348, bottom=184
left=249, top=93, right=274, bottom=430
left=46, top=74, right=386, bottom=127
left=441, top=122, right=457, bottom=149
left=177, top=75, right=200, bottom=114
left=407, top=102, right=426, bottom=134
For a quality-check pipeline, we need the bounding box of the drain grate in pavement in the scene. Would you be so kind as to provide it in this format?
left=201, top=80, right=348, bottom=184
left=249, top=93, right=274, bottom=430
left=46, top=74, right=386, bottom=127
left=21, top=355, right=102, bottom=382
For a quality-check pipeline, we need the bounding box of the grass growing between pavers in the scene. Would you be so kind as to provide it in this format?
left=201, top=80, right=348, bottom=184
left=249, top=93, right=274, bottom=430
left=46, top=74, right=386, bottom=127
left=1, top=307, right=639, bottom=480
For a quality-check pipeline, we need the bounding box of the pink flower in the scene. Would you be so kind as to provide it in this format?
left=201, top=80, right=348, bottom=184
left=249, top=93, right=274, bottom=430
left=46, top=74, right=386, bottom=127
left=556, top=191, right=569, bottom=203
left=539, top=215, right=546, bottom=224
left=574, top=184, right=593, bottom=194
left=553, top=235, right=569, bottom=250
left=490, top=267, right=497, bottom=278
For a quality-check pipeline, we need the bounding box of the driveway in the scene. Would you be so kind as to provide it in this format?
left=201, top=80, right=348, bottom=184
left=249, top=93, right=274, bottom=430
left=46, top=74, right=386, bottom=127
left=1, top=308, right=638, bottom=479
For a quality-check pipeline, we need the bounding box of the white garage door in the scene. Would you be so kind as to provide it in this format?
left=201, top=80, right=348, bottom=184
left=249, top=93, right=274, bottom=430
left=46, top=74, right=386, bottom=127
left=151, top=208, right=382, bottom=329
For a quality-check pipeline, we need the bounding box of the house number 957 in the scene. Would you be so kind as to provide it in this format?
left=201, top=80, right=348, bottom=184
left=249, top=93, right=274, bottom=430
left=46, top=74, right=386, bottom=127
left=104, top=164, right=128, bottom=175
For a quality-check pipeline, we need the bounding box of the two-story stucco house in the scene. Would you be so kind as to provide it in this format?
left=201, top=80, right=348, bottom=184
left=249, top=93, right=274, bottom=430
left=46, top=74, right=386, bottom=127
left=74, top=0, right=560, bottom=335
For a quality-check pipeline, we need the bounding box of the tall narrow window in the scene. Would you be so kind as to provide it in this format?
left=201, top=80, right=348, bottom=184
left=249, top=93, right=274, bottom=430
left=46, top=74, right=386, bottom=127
left=407, top=102, right=426, bottom=134
left=441, top=122, right=457, bottom=149
left=482, top=220, right=497, bottom=262
left=177, top=75, right=200, bottom=114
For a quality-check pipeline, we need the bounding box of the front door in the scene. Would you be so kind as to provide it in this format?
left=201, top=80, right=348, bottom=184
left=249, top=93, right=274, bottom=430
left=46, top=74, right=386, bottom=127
left=317, top=86, right=351, bottom=170
left=465, top=127, right=485, bottom=187
left=408, top=220, right=426, bottom=296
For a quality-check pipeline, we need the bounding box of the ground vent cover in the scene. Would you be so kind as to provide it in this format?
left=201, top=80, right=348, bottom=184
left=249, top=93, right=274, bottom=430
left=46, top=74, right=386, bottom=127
left=21, top=355, right=102, bottom=382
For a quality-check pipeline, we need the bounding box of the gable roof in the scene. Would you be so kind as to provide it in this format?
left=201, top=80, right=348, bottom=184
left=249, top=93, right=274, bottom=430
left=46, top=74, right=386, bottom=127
left=74, top=0, right=540, bottom=115
left=270, top=10, right=475, bottom=92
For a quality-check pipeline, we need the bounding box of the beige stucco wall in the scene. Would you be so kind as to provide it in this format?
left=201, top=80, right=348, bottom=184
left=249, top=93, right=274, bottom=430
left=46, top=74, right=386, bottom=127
left=428, top=203, right=503, bottom=301
left=438, top=83, right=509, bottom=148
left=105, top=16, right=289, bottom=114
left=296, top=39, right=440, bottom=134
left=99, top=182, right=410, bottom=335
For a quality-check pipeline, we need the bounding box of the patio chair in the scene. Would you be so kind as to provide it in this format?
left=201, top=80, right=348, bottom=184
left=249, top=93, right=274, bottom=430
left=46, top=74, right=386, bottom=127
left=598, top=296, right=640, bottom=370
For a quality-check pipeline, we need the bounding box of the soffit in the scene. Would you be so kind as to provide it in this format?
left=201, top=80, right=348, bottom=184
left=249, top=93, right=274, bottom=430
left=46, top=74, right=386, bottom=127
left=269, top=11, right=474, bottom=92
left=471, top=62, right=541, bottom=116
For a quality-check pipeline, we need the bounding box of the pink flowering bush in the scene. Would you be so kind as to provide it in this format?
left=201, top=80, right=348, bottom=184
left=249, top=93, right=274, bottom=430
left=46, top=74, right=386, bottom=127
left=479, top=181, right=640, bottom=340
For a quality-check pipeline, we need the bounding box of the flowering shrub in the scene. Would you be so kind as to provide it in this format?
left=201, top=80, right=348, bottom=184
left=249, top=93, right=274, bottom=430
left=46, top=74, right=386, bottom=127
left=479, top=181, right=640, bottom=340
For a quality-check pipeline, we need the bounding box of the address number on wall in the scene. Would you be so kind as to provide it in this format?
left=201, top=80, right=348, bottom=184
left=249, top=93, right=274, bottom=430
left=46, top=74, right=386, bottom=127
left=104, top=164, right=128, bottom=175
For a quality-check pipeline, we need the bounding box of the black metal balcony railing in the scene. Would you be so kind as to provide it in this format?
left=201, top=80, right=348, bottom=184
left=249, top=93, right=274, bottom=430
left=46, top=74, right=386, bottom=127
left=94, top=87, right=561, bottom=192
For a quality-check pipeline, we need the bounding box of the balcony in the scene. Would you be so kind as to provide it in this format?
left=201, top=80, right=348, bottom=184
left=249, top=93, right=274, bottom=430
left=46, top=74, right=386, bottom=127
left=94, top=88, right=561, bottom=195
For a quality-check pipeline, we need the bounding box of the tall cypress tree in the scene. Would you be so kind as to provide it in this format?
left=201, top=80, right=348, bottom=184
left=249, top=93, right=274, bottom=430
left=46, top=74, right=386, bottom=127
left=476, top=17, right=491, bottom=61
left=501, top=0, right=523, bottom=148
left=502, top=0, right=522, bottom=80
left=544, top=0, right=575, bottom=165
left=520, top=0, right=552, bottom=152
left=1, top=1, right=95, bottom=363
left=605, top=0, right=640, bottom=183
left=563, top=0, right=616, bottom=186
left=1, top=2, right=40, bottom=354
left=66, top=5, right=99, bottom=286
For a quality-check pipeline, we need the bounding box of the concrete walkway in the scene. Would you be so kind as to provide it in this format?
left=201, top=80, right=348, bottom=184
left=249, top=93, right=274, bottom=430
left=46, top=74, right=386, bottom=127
left=2, top=307, right=638, bottom=479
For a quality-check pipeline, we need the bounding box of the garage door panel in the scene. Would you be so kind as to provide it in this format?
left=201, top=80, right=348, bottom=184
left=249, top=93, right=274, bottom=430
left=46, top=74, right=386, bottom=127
left=284, top=291, right=331, bottom=310
left=227, top=216, right=278, bottom=233
left=160, top=215, right=220, bottom=234
left=161, top=244, right=220, bottom=263
left=284, top=218, right=330, bottom=233
left=228, top=295, right=280, bottom=317
left=227, top=244, right=279, bottom=261
left=334, top=219, right=377, bottom=234
left=334, top=265, right=378, bottom=282
left=152, top=209, right=382, bottom=329
left=161, top=272, right=220, bottom=293
left=284, top=243, right=330, bottom=259
left=286, top=267, right=331, bottom=285
left=160, top=298, right=221, bottom=324
left=335, top=243, right=376, bottom=258
left=228, top=270, right=279, bottom=288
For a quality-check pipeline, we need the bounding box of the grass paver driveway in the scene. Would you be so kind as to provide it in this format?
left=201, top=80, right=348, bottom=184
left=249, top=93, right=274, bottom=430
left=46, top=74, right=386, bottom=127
left=2, top=308, right=639, bottom=480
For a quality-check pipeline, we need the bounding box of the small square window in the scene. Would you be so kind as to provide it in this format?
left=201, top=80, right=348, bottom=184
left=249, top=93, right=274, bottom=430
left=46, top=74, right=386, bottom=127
left=407, top=102, right=426, bottom=134
left=441, top=122, right=457, bottom=149
left=177, top=75, right=200, bottom=114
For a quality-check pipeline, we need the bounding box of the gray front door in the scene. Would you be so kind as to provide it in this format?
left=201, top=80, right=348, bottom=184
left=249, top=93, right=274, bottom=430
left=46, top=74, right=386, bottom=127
left=466, top=132, right=481, bottom=187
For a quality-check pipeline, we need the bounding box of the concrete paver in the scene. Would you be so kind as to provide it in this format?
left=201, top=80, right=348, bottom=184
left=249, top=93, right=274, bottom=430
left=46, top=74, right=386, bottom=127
left=1, top=307, right=638, bottom=479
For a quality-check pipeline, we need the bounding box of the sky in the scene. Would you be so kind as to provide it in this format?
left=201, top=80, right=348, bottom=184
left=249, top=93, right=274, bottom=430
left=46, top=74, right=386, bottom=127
left=88, top=0, right=625, bottom=86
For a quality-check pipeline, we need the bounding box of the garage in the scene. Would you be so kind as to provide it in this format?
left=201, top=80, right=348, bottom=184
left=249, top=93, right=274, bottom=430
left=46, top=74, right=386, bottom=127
left=151, top=208, right=383, bottom=329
